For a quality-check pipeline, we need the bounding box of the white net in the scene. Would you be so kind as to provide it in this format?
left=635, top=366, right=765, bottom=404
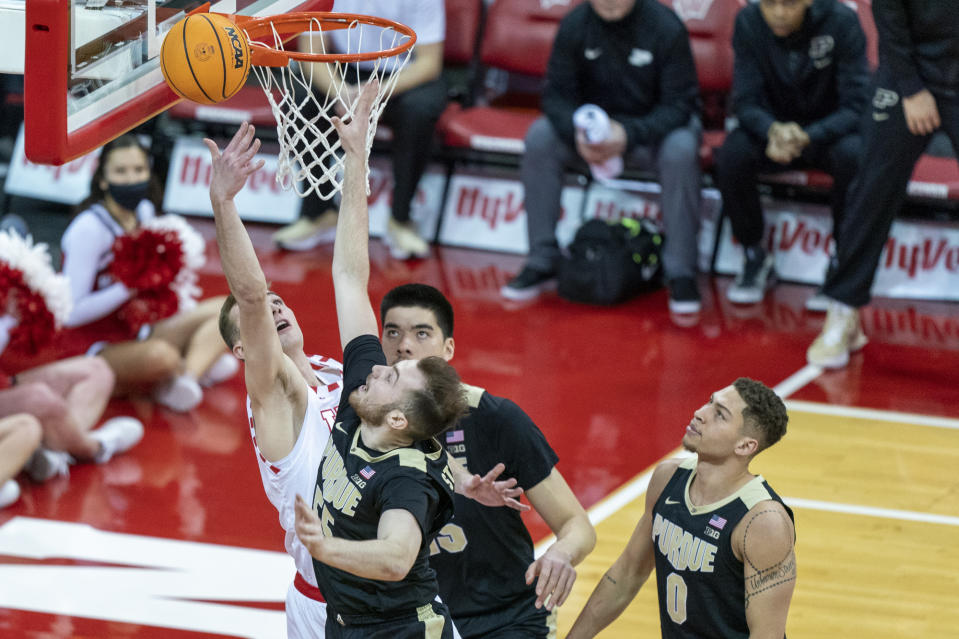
left=246, top=16, right=414, bottom=199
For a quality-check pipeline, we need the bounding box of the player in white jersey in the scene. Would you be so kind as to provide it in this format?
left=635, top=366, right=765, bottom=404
left=247, top=354, right=342, bottom=638
left=207, top=123, right=338, bottom=638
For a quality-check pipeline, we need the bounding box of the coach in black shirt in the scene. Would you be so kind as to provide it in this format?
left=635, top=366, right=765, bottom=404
left=717, top=0, right=870, bottom=306
left=501, top=0, right=704, bottom=315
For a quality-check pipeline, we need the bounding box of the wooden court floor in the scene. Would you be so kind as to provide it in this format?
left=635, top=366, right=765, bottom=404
left=550, top=405, right=959, bottom=638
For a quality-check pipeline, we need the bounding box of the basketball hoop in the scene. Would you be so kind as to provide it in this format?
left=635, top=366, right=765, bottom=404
left=229, top=12, right=417, bottom=199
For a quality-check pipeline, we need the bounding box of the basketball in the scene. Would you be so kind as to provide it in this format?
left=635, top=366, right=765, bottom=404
left=160, top=13, right=251, bottom=105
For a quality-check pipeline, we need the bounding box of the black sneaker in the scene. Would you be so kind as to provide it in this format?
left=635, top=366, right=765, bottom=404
left=726, top=245, right=775, bottom=304
left=668, top=276, right=701, bottom=314
left=500, top=266, right=557, bottom=301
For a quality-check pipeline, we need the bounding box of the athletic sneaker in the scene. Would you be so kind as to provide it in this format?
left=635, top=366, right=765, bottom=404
left=24, top=447, right=71, bottom=482
left=273, top=210, right=339, bottom=251
left=727, top=246, right=775, bottom=304
left=153, top=374, right=203, bottom=412
left=668, top=277, right=702, bottom=314
left=91, top=417, right=145, bottom=464
left=199, top=353, right=240, bottom=388
left=500, top=266, right=557, bottom=301
left=0, top=479, right=21, bottom=509
left=384, top=219, right=429, bottom=260
left=806, top=302, right=869, bottom=369
left=804, top=290, right=830, bottom=312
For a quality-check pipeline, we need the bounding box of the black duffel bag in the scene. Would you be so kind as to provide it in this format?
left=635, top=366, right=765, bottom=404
left=558, top=218, right=663, bottom=305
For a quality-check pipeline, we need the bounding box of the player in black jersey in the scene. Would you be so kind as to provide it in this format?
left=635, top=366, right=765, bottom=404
left=292, top=82, right=526, bottom=639
left=379, top=283, right=597, bottom=638
left=568, top=378, right=795, bottom=639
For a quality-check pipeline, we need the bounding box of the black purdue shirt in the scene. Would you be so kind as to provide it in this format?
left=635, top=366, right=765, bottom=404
left=429, top=386, right=559, bottom=638
left=542, top=0, right=700, bottom=151
left=310, top=335, right=455, bottom=620
left=730, top=0, right=870, bottom=145
left=652, top=457, right=794, bottom=638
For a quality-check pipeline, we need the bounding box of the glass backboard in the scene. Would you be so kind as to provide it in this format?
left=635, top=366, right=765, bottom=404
left=23, top=0, right=331, bottom=165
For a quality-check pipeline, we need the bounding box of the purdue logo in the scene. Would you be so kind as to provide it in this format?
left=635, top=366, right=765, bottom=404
left=224, top=26, right=245, bottom=69
left=808, top=35, right=835, bottom=59
left=873, top=87, right=899, bottom=110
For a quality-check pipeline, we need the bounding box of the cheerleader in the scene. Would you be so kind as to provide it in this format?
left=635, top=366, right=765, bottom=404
left=61, top=135, right=236, bottom=412
left=0, top=231, right=144, bottom=492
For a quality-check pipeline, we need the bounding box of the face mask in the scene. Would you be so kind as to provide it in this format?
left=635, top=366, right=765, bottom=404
left=106, top=180, right=150, bottom=211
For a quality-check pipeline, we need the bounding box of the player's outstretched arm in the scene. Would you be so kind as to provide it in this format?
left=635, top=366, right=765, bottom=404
left=205, top=125, right=304, bottom=459
left=449, top=457, right=530, bottom=511
left=294, top=496, right=421, bottom=580
left=739, top=501, right=796, bottom=639
left=524, top=469, right=596, bottom=611
left=331, top=81, right=380, bottom=351
left=565, top=459, right=678, bottom=639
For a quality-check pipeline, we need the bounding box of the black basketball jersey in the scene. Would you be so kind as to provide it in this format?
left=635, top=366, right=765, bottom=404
left=652, top=457, right=793, bottom=638
left=429, top=385, right=559, bottom=638
left=310, top=335, right=455, bottom=620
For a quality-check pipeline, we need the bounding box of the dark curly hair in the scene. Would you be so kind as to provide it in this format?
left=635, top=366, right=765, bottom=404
left=402, top=356, right=467, bottom=440
left=733, top=377, right=788, bottom=453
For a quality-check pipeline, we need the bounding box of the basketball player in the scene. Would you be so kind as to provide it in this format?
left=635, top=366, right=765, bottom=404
left=206, top=124, right=338, bottom=637
left=211, top=84, right=522, bottom=637
left=379, top=283, right=596, bottom=638
left=567, top=378, right=795, bottom=638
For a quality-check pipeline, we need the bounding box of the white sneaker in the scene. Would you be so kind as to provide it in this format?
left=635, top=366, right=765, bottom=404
left=92, top=417, right=145, bottom=464
left=384, top=219, right=429, bottom=259
left=806, top=302, right=868, bottom=369
left=24, top=447, right=72, bottom=482
left=153, top=374, right=203, bottom=412
left=0, top=479, right=21, bottom=509
left=199, top=353, right=240, bottom=388
left=273, top=210, right=338, bottom=251
left=804, top=291, right=830, bottom=312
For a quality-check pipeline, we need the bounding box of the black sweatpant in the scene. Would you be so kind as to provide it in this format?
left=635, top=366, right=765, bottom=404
left=715, top=127, right=861, bottom=249
left=823, top=70, right=959, bottom=307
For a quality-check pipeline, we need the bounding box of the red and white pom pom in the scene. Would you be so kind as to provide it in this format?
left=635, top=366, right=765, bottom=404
left=109, top=215, right=207, bottom=331
left=142, top=215, right=206, bottom=312
left=0, top=230, right=72, bottom=352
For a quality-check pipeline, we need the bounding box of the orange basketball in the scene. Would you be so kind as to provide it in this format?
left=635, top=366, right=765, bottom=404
left=160, top=13, right=251, bottom=105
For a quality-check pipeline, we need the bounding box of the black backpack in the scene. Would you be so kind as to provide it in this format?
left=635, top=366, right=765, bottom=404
left=558, top=218, right=664, bottom=305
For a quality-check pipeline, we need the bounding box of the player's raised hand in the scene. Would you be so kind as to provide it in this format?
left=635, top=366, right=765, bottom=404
left=526, top=545, right=577, bottom=611
left=332, top=79, right=379, bottom=157
left=204, top=122, right=265, bottom=202
left=461, top=462, right=531, bottom=511
left=294, top=494, right=327, bottom=560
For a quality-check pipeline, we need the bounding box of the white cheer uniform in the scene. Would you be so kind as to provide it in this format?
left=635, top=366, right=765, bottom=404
left=247, top=354, right=343, bottom=638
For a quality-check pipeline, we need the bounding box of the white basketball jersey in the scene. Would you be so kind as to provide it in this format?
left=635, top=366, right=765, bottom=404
left=247, top=354, right=343, bottom=588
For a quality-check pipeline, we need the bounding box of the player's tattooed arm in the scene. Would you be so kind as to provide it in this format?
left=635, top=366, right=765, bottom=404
left=739, top=503, right=796, bottom=637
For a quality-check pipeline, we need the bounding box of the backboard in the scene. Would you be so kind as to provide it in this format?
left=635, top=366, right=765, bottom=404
left=22, top=0, right=332, bottom=165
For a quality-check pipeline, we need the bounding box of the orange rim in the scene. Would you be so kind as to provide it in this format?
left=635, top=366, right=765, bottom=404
left=226, top=12, right=417, bottom=67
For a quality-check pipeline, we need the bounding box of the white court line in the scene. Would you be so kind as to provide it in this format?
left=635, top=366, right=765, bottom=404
left=785, top=497, right=959, bottom=527
left=773, top=364, right=823, bottom=398
left=786, top=399, right=959, bottom=430
left=535, top=365, right=825, bottom=553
